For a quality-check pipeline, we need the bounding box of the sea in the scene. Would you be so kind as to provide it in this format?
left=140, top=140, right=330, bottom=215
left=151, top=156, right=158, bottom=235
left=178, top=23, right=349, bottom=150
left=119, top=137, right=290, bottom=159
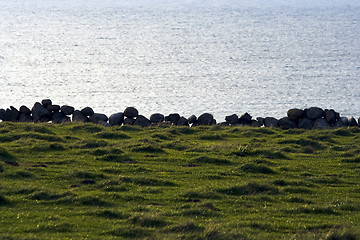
left=0, top=0, right=359, bottom=121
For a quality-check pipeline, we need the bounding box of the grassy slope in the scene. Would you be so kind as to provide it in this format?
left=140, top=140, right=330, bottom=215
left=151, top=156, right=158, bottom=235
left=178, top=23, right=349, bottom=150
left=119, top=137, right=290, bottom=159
left=0, top=122, right=360, bottom=239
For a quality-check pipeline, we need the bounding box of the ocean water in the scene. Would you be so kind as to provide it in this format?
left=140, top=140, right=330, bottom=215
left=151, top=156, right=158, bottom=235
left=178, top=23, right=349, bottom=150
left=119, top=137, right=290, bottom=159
left=0, top=0, right=359, bottom=121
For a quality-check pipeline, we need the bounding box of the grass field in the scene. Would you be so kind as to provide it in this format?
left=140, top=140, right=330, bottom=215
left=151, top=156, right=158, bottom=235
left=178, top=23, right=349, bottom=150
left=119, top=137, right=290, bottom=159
left=0, top=122, right=360, bottom=239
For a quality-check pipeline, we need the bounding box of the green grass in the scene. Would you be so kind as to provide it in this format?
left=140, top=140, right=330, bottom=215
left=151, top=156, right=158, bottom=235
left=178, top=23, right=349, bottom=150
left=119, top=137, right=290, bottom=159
left=0, top=122, right=360, bottom=239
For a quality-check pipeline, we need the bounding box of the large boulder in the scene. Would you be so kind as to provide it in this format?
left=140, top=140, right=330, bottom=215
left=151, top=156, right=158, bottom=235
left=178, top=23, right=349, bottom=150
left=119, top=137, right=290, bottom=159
left=225, top=114, right=238, bottom=124
left=19, top=114, right=32, bottom=122
left=287, top=108, right=304, bottom=122
left=297, top=118, right=314, bottom=130
left=81, top=107, right=94, bottom=117
left=0, top=109, right=5, bottom=121
left=166, top=113, right=180, bottom=124
left=250, top=120, right=261, bottom=127
left=52, top=112, right=70, bottom=124
left=32, top=102, right=52, bottom=123
left=334, top=117, right=349, bottom=128
left=348, top=117, right=358, bottom=127
left=134, top=115, right=150, bottom=127
left=256, top=117, right=265, bottom=126
left=197, top=113, right=214, bottom=125
left=188, top=115, right=197, bottom=124
left=5, top=107, right=20, bottom=122
left=238, top=112, right=252, bottom=125
left=72, top=110, right=88, bottom=123
left=109, top=112, right=124, bottom=126
left=47, top=104, right=61, bottom=113
left=150, top=113, right=164, bottom=123
left=278, top=117, right=296, bottom=129
left=305, top=107, right=324, bottom=120
left=60, top=105, right=75, bottom=115
left=177, top=117, right=189, bottom=127
left=325, top=109, right=339, bottom=124
left=19, top=105, right=31, bottom=115
left=313, top=118, right=330, bottom=129
left=124, top=107, right=139, bottom=118
left=41, top=99, right=52, bottom=108
left=89, top=113, right=108, bottom=124
left=264, top=117, right=279, bottom=127
left=123, top=117, right=135, bottom=125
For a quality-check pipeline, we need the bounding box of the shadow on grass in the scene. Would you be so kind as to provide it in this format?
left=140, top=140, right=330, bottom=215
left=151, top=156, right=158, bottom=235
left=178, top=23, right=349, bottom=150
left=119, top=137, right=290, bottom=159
left=240, top=163, right=276, bottom=174
left=95, top=132, right=130, bottom=140
left=96, top=154, right=135, bottom=163
left=107, top=226, right=151, bottom=238
left=193, top=156, right=232, bottom=165
left=164, top=222, right=204, bottom=233
left=130, top=214, right=168, bottom=228
left=218, top=182, right=280, bottom=196
left=121, top=177, right=176, bottom=187
left=91, top=209, right=130, bottom=219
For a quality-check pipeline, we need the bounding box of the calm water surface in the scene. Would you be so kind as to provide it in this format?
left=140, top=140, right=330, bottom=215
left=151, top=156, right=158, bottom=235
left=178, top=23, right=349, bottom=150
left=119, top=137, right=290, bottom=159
left=0, top=0, right=359, bottom=120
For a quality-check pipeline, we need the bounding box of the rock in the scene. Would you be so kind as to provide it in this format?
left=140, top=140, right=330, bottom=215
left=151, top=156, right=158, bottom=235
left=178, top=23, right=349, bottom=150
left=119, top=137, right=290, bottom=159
left=250, top=120, right=261, bottom=127
left=32, top=102, right=52, bottom=123
left=47, top=104, right=61, bottom=112
left=52, top=112, right=70, bottom=124
left=5, top=107, right=20, bottom=121
left=60, top=105, right=75, bottom=115
left=348, top=117, right=358, bottom=127
left=298, top=118, right=314, bottom=130
left=334, top=117, right=349, bottom=128
left=100, top=121, right=110, bottom=127
left=19, top=105, right=31, bottom=115
left=81, top=107, right=94, bottom=117
left=41, top=99, right=52, bottom=108
left=210, top=119, right=217, bottom=125
left=305, top=107, right=324, bottom=120
left=238, top=112, right=252, bottom=125
left=287, top=108, right=304, bottom=122
left=325, top=109, right=339, bottom=124
left=278, top=117, right=296, bottom=129
left=123, top=117, right=135, bottom=125
left=72, top=110, right=88, bottom=123
left=197, top=113, right=214, bottom=125
left=225, top=114, right=238, bottom=124
left=124, top=107, right=139, bottom=118
left=150, top=113, right=164, bottom=123
left=134, top=115, right=150, bottom=127
left=256, top=117, right=265, bottom=126
left=89, top=113, right=108, bottom=124
left=109, top=112, right=124, bottom=126
left=188, top=115, right=197, bottom=124
left=264, top=117, right=279, bottom=127
left=218, top=122, right=230, bottom=126
left=177, top=117, right=189, bottom=126
left=19, top=114, right=33, bottom=122
left=167, top=113, right=180, bottom=124
left=358, top=117, right=360, bottom=127
left=0, top=109, right=5, bottom=121
left=313, top=118, right=330, bottom=129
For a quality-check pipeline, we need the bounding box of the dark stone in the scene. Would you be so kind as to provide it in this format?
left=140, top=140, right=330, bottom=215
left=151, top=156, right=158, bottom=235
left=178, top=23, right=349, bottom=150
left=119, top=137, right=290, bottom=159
left=124, top=107, right=139, bottom=118
left=218, top=122, right=230, bottom=126
left=256, top=117, right=265, bottom=126
left=334, top=117, right=349, bottom=128
left=167, top=113, right=181, bottom=124
left=41, top=99, right=52, bottom=108
left=72, top=110, right=88, bottom=123
left=287, top=108, right=304, bottom=122
left=177, top=117, right=189, bottom=126
left=313, top=118, right=330, bottom=129
left=134, top=115, right=150, bottom=127
left=305, top=107, right=324, bottom=120
left=278, top=117, right=296, bottom=129
left=60, top=105, right=75, bottom=115
left=19, top=114, right=33, bottom=122
left=5, top=107, right=20, bottom=121
left=81, top=107, right=94, bottom=117
left=348, top=117, right=358, bottom=127
left=89, top=113, right=108, bottom=124
left=32, top=102, right=52, bottom=123
left=0, top=109, right=5, bottom=121
left=197, top=113, right=214, bottom=125
left=52, top=112, right=70, bottom=124
left=109, top=112, right=124, bottom=126
left=188, top=115, right=197, bottom=124
left=19, top=105, right=31, bottom=115
left=47, top=105, right=61, bottom=112
left=250, top=120, right=261, bottom=127
left=210, top=119, right=217, bottom=125
left=238, top=112, right=252, bottom=125
left=150, top=113, right=164, bottom=123
left=225, top=114, right=238, bottom=124
left=123, top=117, right=135, bottom=125
left=325, top=109, right=339, bottom=124
left=264, top=117, right=279, bottom=127
left=298, top=118, right=314, bottom=130
left=358, top=117, right=360, bottom=127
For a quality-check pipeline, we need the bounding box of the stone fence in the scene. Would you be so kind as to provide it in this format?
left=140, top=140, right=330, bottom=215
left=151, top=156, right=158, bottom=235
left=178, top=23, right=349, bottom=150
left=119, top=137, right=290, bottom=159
left=0, top=99, right=359, bottom=129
